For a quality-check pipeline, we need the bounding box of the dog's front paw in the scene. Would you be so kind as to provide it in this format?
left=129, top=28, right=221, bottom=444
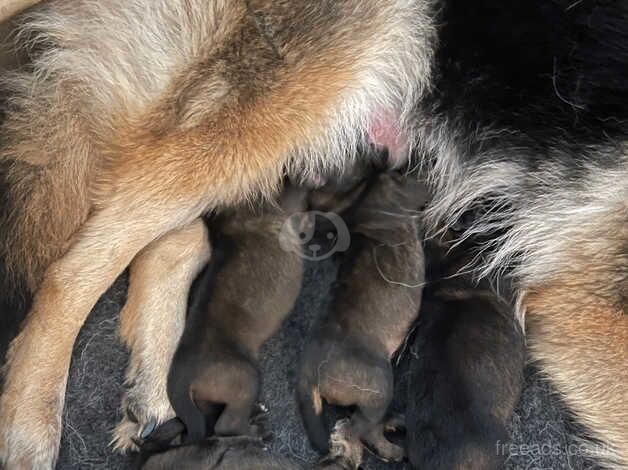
left=111, top=385, right=175, bottom=453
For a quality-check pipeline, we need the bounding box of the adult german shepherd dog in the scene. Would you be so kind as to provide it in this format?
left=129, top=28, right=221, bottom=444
left=0, top=1, right=626, bottom=469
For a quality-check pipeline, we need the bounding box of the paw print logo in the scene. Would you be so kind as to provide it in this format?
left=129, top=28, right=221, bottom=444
left=279, top=211, right=350, bottom=261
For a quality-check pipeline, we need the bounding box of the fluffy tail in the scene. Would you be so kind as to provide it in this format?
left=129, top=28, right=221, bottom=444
left=297, top=373, right=330, bottom=454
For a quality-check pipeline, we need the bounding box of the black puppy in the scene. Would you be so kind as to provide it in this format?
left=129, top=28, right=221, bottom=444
left=298, top=171, right=427, bottom=465
left=167, top=188, right=308, bottom=443
left=404, top=232, right=525, bottom=469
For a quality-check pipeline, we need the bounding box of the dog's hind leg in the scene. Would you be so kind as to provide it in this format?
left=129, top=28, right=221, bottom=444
left=524, top=208, right=628, bottom=468
left=351, top=405, right=404, bottom=463
left=111, top=218, right=210, bottom=453
left=526, top=286, right=628, bottom=468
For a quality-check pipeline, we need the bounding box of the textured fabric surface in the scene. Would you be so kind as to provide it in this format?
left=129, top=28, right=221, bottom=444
left=57, top=261, right=601, bottom=470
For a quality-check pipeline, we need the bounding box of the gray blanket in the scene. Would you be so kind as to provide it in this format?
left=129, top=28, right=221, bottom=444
left=57, top=260, right=601, bottom=470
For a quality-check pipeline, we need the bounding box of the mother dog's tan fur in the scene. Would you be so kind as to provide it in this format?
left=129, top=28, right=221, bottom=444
left=0, top=1, right=434, bottom=468
left=0, top=0, right=39, bottom=24
left=525, top=207, right=628, bottom=467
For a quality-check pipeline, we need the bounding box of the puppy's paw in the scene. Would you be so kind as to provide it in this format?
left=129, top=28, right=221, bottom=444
left=111, top=387, right=175, bottom=453
left=363, top=435, right=405, bottom=463
left=248, top=402, right=273, bottom=442
left=316, top=454, right=357, bottom=470
left=360, top=412, right=406, bottom=462
left=383, top=412, right=406, bottom=434
left=328, top=419, right=362, bottom=469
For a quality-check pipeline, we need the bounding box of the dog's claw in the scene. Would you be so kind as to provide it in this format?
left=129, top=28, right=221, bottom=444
left=112, top=383, right=175, bottom=454
left=141, top=418, right=157, bottom=439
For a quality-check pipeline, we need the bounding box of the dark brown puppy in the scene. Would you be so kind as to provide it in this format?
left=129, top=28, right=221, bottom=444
left=298, top=171, right=426, bottom=464
left=141, top=435, right=300, bottom=470
left=404, top=230, right=525, bottom=470
left=167, top=188, right=307, bottom=443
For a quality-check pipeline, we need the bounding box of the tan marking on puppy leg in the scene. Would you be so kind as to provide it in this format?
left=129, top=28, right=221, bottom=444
left=112, top=218, right=210, bottom=453
left=526, top=284, right=628, bottom=467
left=312, top=386, right=324, bottom=415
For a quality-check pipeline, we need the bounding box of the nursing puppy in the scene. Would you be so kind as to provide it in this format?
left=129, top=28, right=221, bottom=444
left=404, top=231, right=525, bottom=470
left=140, top=435, right=300, bottom=470
left=298, top=171, right=426, bottom=464
left=167, top=188, right=307, bottom=443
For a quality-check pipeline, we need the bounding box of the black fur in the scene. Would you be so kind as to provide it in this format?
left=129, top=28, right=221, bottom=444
left=414, top=1, right=628, bottom=274
left=428, top=0, right=628, bottom=150
left=404, top=237, right=525, bottom=470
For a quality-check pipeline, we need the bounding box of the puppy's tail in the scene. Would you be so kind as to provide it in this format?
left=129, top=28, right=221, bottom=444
left=297, top=373, right=330, bottom=454
left=168, top=382, right=208, bottom=445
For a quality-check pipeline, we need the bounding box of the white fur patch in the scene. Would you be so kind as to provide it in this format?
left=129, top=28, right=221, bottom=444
left=417, top=116, right=628, bottom=320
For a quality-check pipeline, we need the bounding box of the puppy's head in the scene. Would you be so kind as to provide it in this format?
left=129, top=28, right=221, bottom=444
left=279, top=210, right=351, bottom=261
left=346, top=171, right=428, bottom=246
